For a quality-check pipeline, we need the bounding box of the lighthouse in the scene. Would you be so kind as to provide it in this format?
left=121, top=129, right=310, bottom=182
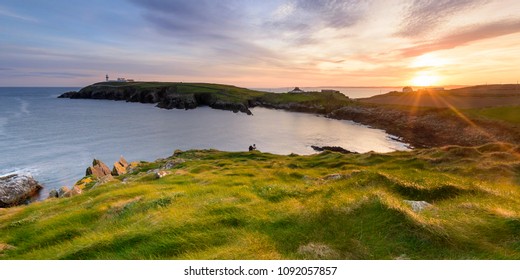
left=106, top=74, right=109, bottom=82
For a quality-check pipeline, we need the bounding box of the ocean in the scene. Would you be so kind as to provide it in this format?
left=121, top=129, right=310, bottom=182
left=0, top=87, right=408, bottom=198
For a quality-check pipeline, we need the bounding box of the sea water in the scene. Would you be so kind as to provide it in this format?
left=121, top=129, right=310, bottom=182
left=0, top=87, right=408, bottom=197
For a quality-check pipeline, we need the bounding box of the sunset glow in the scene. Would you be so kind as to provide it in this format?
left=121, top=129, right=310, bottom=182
left=1, top=0, right=520, bottom=87
left=411, top=74, right=440, bottom=87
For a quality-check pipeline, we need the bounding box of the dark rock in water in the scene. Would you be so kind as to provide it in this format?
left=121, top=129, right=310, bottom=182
left=311, top=145, right=358, bottom=154
left=57, top=91, right=78, bottom=98
left=0, top=174, right=42, bottom=207
left=86, top=159, right=112, bottom=177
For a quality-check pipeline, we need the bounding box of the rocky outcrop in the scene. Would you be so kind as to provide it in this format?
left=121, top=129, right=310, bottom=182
left=86, top=159, right=112, bottom=177
left=59, top=84, right=253, bottom=115
left=311, top=145, right=358, bottom=154
left=48, top=186, right=82, bottom=199
left=327, top=104, right=520, bottom=148
left=0, top=174, right=42, bottom=207
left=112, top=156, right=130, bottom=176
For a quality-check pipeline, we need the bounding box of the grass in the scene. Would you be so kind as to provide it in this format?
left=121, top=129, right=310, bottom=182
left=1, top=144, right=520, bottom=259
left=465, top=106, right=520, bottom=124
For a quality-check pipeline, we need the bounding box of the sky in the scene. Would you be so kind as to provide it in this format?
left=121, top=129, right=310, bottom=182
left=1, top=0, right=520, bottom=87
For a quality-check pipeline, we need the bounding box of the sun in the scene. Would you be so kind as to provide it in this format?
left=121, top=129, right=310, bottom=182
left=411, top=74, right=439, bottom=87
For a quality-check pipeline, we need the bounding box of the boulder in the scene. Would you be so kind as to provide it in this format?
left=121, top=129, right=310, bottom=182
left=0, top=174, right=42, bottom=207
left=155, top=170, right=169, bottom=179
left=74, top=177, right=93, bottom=190
left=58, top=186, right=70, bottom=198
left=163, top=158, right=186, bottom=169
left=112, top=156, right=130, bottom=176
left=62, top=186, right=82, bottom=198
left=48, top=189, right=59, bottom=199
left=93, top=174, right=114, bottom=187
left=404, top=200, right=432, bottom=212
left=86, top=159, right=112, bottom=177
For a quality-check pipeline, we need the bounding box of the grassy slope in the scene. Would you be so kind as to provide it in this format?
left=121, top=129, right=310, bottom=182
left=1, top=144, right=520, bottom=260
left=87, top=82, right=351, bottom=106
left=464, top=106, right=520, bottom=124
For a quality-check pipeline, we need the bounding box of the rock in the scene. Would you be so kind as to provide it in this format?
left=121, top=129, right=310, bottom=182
left=95, top=174, right=114, bottom=185
left=48, top=189, right=59, bottom=199
left=0, top=174, right=42, bottom=207
left=155, top=170, right=169, bottom=179
left=404, top=200, right=432, bottom=212
left=322, top=170, right=361, bottom=180
left=74, top=177, right=93, bottom=190
left=62, top=186, right=82, bottom=198
left=112, top=156, right=130, bottom=176
left=297, top=243, right=340, bottom=259
left=0, top=243, right=16, bottom=253
left=86, top=159, right=112, bottom=177
left=163, top=158, right=186, bottom=169
left=126, top=161, right=140, bottom=173
left=323, top=174, right=344, bottom=180
left=57, top=186, right=70, bottom=198
left=311, top=145, right=358, bottom=154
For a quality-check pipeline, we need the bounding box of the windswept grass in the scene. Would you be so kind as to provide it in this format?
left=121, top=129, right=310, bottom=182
left=1, top=144, right=520, bottom=259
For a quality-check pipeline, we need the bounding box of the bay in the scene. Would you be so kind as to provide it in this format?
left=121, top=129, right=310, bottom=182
left=0, top=87, right=409, bottom=197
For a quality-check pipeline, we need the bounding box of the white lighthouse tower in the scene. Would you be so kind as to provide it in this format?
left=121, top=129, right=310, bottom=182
left=106, top=74, right=109, bottom=82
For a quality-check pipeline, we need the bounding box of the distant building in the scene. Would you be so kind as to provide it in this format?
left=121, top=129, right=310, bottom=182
left=321, top=89, right=340, bottom=94
left=116, top=78, right=127, bottom=82
left=402, top=86, right=413, bottom=93
left=289, top=87, right=305, bottom=94
left=126, top=79, right=135, bottom=82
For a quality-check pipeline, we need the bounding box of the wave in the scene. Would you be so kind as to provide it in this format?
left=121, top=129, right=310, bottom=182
left=0, top=167, right=38, bottom=178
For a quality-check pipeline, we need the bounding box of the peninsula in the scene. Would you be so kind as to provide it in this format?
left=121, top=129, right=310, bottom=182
left=59, top=82, right=520, bottom=148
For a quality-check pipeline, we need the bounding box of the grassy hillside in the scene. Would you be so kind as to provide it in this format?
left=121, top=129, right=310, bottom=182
left=1, top=144, right=520, bottom=259
left=358, top=84, right=520, bottom=108
left=465, top=106, right=520, bottom=124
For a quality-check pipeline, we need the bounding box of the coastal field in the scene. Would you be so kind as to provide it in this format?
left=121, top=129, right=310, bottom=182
left=357, top=85, right=520, bottom=108
left=1, top=143, right=520, bottom=259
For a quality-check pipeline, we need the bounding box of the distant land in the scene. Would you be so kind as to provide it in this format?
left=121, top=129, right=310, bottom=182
left=59, top=82, right=520, bottom=148
left=2, top=83, right=520, bottom=260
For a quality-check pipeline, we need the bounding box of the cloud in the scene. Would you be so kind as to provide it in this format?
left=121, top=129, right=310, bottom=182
left=400, top=19, right=520, bottom=57
left=267, top=0, right=368, bottom=44
left=0, top=6, right=38, bottom=22
left=396, top=0, right=488, bottom=37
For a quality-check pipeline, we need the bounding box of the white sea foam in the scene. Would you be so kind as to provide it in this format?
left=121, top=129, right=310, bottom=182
left=13, top=98, right=30, bottom=118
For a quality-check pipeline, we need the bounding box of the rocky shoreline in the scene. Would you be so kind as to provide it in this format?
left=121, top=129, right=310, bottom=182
left=59, top=84, right=253, bottom=115
left=59, top=82, right=520, bottom=149
left=0, top=174, right=42, bottom=207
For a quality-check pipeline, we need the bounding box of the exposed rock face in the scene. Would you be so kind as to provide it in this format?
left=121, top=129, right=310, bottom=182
left=61, top=186, right=82, bottom=198
left=327, top=104, right=520, bottom=148
left=163, top=158, right=186, bottom=169
left=112, top=156, right=130, bottom=176
left=0, top=174, right=42, bottom=207
left=86, top=159, right=112, bottom=177
left=59, top=84, right=253, bottom=115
